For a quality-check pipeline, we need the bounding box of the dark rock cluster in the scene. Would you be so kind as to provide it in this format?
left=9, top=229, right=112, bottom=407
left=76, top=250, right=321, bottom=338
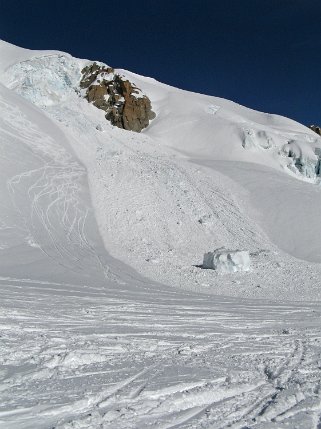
left=80, top=62, right=156, bottom=132
left=309, top=125, right=321, bottom=136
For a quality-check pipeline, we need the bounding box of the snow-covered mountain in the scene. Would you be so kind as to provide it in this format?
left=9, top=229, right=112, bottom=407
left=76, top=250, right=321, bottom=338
left=1, top=38, right=321, bottom=296
left=1, top=40, right=321, bottom=429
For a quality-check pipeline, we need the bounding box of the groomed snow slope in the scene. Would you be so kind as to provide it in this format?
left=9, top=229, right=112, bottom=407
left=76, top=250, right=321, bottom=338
left=1, top=40, right=321, bottom=429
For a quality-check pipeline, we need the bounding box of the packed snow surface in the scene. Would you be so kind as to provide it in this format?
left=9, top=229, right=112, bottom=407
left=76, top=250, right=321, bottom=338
left=0, top=40, right=321, bottom=428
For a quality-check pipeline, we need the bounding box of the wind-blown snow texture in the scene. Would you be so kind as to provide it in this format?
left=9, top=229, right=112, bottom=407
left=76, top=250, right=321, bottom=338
left=1, top=40, right=321, bottom=428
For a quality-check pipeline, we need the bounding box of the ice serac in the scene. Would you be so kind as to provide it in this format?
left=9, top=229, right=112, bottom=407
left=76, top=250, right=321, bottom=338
left=282, top=139, right=321, bottom=180
left=80, top=62, right=156, bottom=132
left=203, top=248, right=251, bottom=273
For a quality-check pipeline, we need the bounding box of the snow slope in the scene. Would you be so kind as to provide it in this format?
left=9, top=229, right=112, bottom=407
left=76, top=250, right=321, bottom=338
left=1, top=39, right=321, bottom=299
left=0, top=40, right=321, bottom=428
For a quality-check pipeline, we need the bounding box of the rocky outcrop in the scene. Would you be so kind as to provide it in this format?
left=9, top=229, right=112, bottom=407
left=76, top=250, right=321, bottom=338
left=80, top=62, right=114, bottom=89
left=309, top=125, right=321, bottom=136
left=80, top=62, right=156, bottom=132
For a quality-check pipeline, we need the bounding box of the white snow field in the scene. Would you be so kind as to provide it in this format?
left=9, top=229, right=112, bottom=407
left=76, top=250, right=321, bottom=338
left=0, top=39, right=321, bottom=428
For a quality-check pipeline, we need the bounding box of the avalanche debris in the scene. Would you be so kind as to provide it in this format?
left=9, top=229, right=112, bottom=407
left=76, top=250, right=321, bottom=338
left=203, top=248, right=251, bottom=273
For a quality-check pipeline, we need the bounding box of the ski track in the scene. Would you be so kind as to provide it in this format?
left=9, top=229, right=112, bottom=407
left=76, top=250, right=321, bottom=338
left=0, top=89, right=111, bottom=284
left=1, top=278, right=321, bottom=429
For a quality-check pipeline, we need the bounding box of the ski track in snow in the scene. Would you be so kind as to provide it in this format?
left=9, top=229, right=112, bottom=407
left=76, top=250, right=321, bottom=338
left=0, top=87, right=112, bottom=284
left=1, top=279, right=321, bottom=429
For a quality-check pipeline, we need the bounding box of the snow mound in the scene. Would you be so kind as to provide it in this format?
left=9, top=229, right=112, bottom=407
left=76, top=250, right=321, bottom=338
left=203, top=248, right=251, bottom=273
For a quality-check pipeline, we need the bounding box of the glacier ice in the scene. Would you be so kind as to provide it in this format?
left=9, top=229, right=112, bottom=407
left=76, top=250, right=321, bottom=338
left=242, top=128, right=256, bottom=149
left=242, top=128, right=274, bottom=150
left=203, top=248, right=251, bottom=273
left=3, top=54, right=81, bottom=107
left=282, top=139, right=321, bottom=180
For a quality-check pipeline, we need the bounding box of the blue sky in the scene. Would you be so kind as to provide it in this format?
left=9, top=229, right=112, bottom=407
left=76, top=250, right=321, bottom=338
left=1, top=0, right=320, bottom=125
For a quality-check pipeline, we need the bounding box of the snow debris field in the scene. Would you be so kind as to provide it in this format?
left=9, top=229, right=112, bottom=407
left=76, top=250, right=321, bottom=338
left=0, top=39, right=321, bottom=428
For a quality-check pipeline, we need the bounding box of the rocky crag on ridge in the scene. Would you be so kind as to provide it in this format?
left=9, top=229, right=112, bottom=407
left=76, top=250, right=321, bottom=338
left=309, top=125, right=321, bottom=137
left=80, top=62, right=156, bottom=132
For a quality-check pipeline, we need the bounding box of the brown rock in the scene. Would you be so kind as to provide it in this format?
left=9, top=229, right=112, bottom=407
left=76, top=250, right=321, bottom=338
left=309, top=125, right=321, bottom=136
left=79, top=63, right=156, bottom=132
left=87, top=84, right=108, bottom=103
left=122, top=93, right=155, bottom=132
left=80, top=62, right=114, bottom=89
